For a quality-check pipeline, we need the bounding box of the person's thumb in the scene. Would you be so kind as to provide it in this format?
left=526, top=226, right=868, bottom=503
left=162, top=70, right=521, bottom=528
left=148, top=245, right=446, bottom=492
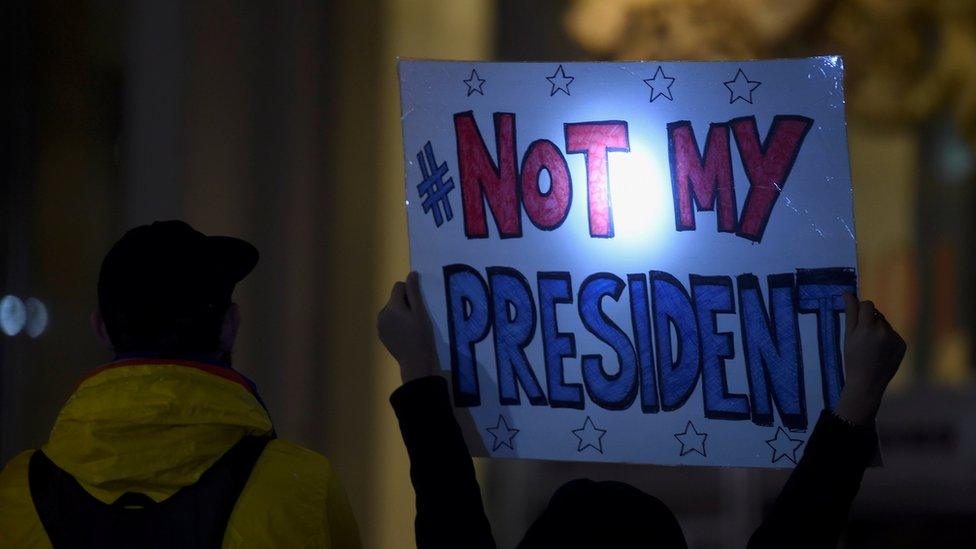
left=843, top=293, right=858, bottom=336
left=388, top=281, right=407, bottom=312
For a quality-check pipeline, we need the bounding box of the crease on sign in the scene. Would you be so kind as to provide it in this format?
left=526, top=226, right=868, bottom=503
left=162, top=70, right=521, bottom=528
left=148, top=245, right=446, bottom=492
left=401, top=87, right=417, bottom=121
left=782, top=194, right=825, bottom=237
left=617, top=65, right=639, bottom=78
left=837, top=215, right=856, bottom=241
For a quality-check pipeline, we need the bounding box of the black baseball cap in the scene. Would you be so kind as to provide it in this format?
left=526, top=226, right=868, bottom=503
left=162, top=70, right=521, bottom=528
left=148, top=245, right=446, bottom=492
left=97, top=220, right=259, bottom=322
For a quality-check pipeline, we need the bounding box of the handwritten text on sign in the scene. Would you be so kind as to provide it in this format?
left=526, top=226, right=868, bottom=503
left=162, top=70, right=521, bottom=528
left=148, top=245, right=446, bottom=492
left=400, top=58, right=856, bottom=467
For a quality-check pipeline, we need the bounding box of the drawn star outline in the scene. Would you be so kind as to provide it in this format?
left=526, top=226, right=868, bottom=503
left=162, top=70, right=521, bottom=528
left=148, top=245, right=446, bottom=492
left=546, top=64, right=575, bottom=96
left=643, top=65, right=675, bottom=102
left=463, top=68, right=486, bottom=96
left=724, top=68, right=761, bottom=104
left=572, top=416, right=607, bottom=453
left=766, top=426, right=805, bottom=464
left=486, top=415, right=519, bottom=451
left=674, top=421, right=708, bottom=457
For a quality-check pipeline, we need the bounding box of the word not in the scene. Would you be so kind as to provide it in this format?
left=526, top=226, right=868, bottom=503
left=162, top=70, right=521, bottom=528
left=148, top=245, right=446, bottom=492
left=454, top=112, right=812, bottom=242
left=444, top=265, right=855, bottom=431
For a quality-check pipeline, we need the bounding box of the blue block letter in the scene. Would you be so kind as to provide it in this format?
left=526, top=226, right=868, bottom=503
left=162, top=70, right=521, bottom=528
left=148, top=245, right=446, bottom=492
left=797, top=268, right=856, bottom=411
left=444, top=264, right=491, bottom=406
left=538, top=272, right=583, bottom=409
left=488, top=267, right=547, bottom=406
left=627, top=274, right=660, bottom=413
left=651, top=271, right=701, bottom=411
left=691, top=275, right=750, bottom=420
left=738, top=273, right=806, bottom=430
left=578, top=273, right=639, bottom=410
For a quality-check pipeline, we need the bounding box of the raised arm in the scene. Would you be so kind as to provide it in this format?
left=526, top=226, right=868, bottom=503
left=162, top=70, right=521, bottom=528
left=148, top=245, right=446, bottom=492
left=378, top=272, right=496, bottom=549
left=747, top=295, right=906, bottom=548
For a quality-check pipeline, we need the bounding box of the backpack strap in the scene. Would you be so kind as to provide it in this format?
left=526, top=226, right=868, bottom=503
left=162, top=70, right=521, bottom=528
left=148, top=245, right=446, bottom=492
left=29, top=435, right=272, bottom=549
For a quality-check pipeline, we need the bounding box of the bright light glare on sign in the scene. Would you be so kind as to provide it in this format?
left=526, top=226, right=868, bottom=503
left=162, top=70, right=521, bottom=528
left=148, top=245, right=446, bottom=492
left=0, top=295, right=26, bottom=336
left=609, top=143, right=672, bottom=252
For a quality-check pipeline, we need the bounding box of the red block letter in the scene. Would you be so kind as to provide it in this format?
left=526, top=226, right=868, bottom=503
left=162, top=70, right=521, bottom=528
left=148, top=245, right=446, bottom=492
left=731, top=115, right=813, bottom=242
left=565, top=121, right=630, bottom=238
left=454, top=111, right=521, bottom=238
left=667, top=121, right=737, bottom=232
left=520, top=139, right=572, bottom=230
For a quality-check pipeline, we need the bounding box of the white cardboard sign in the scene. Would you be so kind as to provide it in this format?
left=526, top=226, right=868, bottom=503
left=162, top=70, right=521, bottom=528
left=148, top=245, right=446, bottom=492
left=399, top=57, right=856, bottom=468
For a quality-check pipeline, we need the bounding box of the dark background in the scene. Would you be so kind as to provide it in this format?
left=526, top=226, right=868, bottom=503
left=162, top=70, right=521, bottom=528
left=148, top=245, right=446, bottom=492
left=3, top=1, right=975, bottom=547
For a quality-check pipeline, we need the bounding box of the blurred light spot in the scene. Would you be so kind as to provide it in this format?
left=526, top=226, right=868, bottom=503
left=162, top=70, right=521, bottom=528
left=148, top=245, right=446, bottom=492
left=1, top=295, right=26, bottom=336
left=940, top=134, right=975, bottom=185
left=608, top=140, right=672, bottom=252
left=25, top=297, right=49, bottom=338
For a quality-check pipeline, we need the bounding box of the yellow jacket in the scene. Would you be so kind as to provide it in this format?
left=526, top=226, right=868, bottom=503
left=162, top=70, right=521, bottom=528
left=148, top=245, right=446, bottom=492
left=0, top=359, right=361, bottom=548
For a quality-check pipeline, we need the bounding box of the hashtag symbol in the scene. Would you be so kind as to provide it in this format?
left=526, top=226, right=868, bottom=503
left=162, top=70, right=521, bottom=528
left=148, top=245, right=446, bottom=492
left=416, top=141, right=455, bottom=227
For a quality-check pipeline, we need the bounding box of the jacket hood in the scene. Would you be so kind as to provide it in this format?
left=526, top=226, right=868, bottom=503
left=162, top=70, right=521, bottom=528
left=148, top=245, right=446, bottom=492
left=42, top=359, right=273, bottom=504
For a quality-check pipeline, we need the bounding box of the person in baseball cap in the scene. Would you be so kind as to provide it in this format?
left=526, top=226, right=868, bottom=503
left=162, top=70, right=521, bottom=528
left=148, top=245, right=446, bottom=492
left=95, top=219, right=259, bottom=360
left=0, top=220, right=361, bottom=548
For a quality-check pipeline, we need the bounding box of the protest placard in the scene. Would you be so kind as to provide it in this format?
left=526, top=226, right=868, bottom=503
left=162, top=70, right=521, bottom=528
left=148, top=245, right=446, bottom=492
left=399, top=57, right=856, bottom=467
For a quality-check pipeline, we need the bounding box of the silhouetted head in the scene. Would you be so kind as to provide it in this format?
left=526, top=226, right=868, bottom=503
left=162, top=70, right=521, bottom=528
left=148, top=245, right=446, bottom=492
left=93, top=220, right=258, bottom=358
left=519, top=478, right=687, bottom=548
